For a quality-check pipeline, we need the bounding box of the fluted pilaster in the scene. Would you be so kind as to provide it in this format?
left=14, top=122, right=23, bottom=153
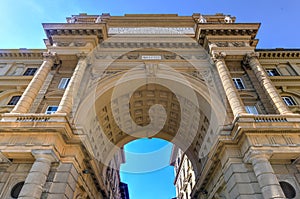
left=11, top=52, right=57, bottom=113
left=57, top=53, right=88, bottom=114
left=213, top=52, right=246, bottom=117
left=244, top=52, right=292, bottom=114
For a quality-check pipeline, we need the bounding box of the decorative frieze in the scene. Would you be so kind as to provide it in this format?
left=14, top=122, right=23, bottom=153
left=99, top=42, right=201, bottom=49
left=108, top=27, right=195, bottom=35
left=258, top=50, right=300, bottom=59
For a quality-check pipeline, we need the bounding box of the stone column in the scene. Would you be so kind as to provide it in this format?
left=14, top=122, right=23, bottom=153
left=244, top=52, right=292, bottom=114
left=213, top=52, right=246, bottom=117
left=18, top=150, right=58, bottom=199
left=244, top=150, right=285, bottom=199
left=57, top=53, right=88, bottom=114
left=11, top=52, right=57, bottom=113
left=220, top=147, right=258, bottom=199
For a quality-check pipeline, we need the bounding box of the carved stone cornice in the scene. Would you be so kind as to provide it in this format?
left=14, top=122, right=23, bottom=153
left=257, top=50, right=300, bottom=59
left=195, top=23, right=260, bottom=46
left=43, top=23, right=106, bottom=45
left=0, top=50, right=45, bottom=59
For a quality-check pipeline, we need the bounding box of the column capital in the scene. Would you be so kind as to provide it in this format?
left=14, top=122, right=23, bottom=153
left=76, top=52, right=87, bottom=59
left=32, top=149, right=59, bottom=163
left=43, top=51, right=58, bottom=62
left=212, top=51, right=226, bottom=62
left=243, top=52, right=260, bottom=65
left=243, top=149, right=273, bottom=164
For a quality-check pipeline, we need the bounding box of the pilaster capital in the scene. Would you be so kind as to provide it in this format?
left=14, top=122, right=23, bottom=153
left=243, top=149, right=273, bottom=164
left=243, top=52, right=260, bottom=65
left=212, top=51, right=226, bottom=62
left=76, top=52, right=87, bottom=59
left=43, top=51, right=58, bottom=62
left=32, top=149, right=59, bottom=163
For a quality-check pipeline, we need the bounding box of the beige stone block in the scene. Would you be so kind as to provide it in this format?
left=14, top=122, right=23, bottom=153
left=224, top=164, right=248, bottom=182
left=19, top=183, right=43, bottom=198
left=47, top=193, right=67, bottom=199
left=229, top=184, right=255, bottom=199
left=30, top=161, right=51, bottom=175
left=25, top=172, right=47, bottom=185
left=252, top=182, right=261, bottom=193
left=236, top=195, right=258, bottom=199
left=0, top=182, right=5, bottom=192
left=70, top=165, right=79, bottom=180
left=64, top=183, right=74, bottom=199
left=17, top=164, right=32, bottom=172
left=261, top=185, right=284, bottom=198
left=272, top=165, right=288, bottom=174
left=49, top=183, right=68, bottom=194
left=286, top=165, right=298, bottom=174
left=253, top=162, right=274, bottom=177
left=227, top=173, right=251, bottom=192
left=248, top=172, right=258, bottom=182
left=257, top=173, right=279, bottom=188
left=6, top=164, right=18, bottom=172
left=57, top=163, right=72, bottom=172
left=0, top=172, right=10, bottom=182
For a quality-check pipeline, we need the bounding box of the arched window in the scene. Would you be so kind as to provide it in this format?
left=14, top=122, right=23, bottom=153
left=279, top=181, right=296, bottom=198
left=10, top=181, right=24, bottom=198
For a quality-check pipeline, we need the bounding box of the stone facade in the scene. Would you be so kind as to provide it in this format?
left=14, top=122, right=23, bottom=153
left=0, top=13, right=300, bottom=199
left=170, top=146, right=196, bottom=199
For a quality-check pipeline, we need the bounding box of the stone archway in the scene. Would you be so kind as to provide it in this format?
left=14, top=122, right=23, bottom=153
left=73, top=50, right=228, bottom=179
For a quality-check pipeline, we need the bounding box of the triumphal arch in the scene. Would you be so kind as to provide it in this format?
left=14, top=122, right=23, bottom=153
left=0, top=13, right=300, bottom=199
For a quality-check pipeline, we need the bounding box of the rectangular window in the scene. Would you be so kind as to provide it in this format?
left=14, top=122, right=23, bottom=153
left=45, top=106, right=58, bottom=114
left=23, top=68, right=37, bottom=76
left=282, top=96, right=297, bottom=106
left=232, top=78, right=245, bottom=89
left=245, top=105, right=259, bottom=114
left=266, top=69, right=280, bottom=76
left=7, top=96, right=21, bottom=105
left=58, top=78, right=70, bottom=89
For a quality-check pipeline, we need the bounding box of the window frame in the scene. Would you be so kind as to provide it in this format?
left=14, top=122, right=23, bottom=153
left=23, top=68, right=37, bottom=76
left=266, top=68, right=280, bottom=76
left=7, top=95, right=21, bottom=105
left=45, top=106, right=58, bottom=114
left=245, top=105, right=259, bottom=115
left=282, top=96, right=297, bottom=106
left=232, top=78, right=245, bottom=90
left=58, top=78, right=70, bottom=89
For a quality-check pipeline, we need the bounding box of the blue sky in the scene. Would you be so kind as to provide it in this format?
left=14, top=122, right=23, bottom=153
left=0, top=0, right=299, bottom=49
left=1, top=1, right=300, bottom=199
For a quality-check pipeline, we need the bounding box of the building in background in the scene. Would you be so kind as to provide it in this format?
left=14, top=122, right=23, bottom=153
left=119, top=182, right=130, bottom=199
left=0, top=13, right=299, bottom=199
left=170, top=146, right=196, bottom=199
